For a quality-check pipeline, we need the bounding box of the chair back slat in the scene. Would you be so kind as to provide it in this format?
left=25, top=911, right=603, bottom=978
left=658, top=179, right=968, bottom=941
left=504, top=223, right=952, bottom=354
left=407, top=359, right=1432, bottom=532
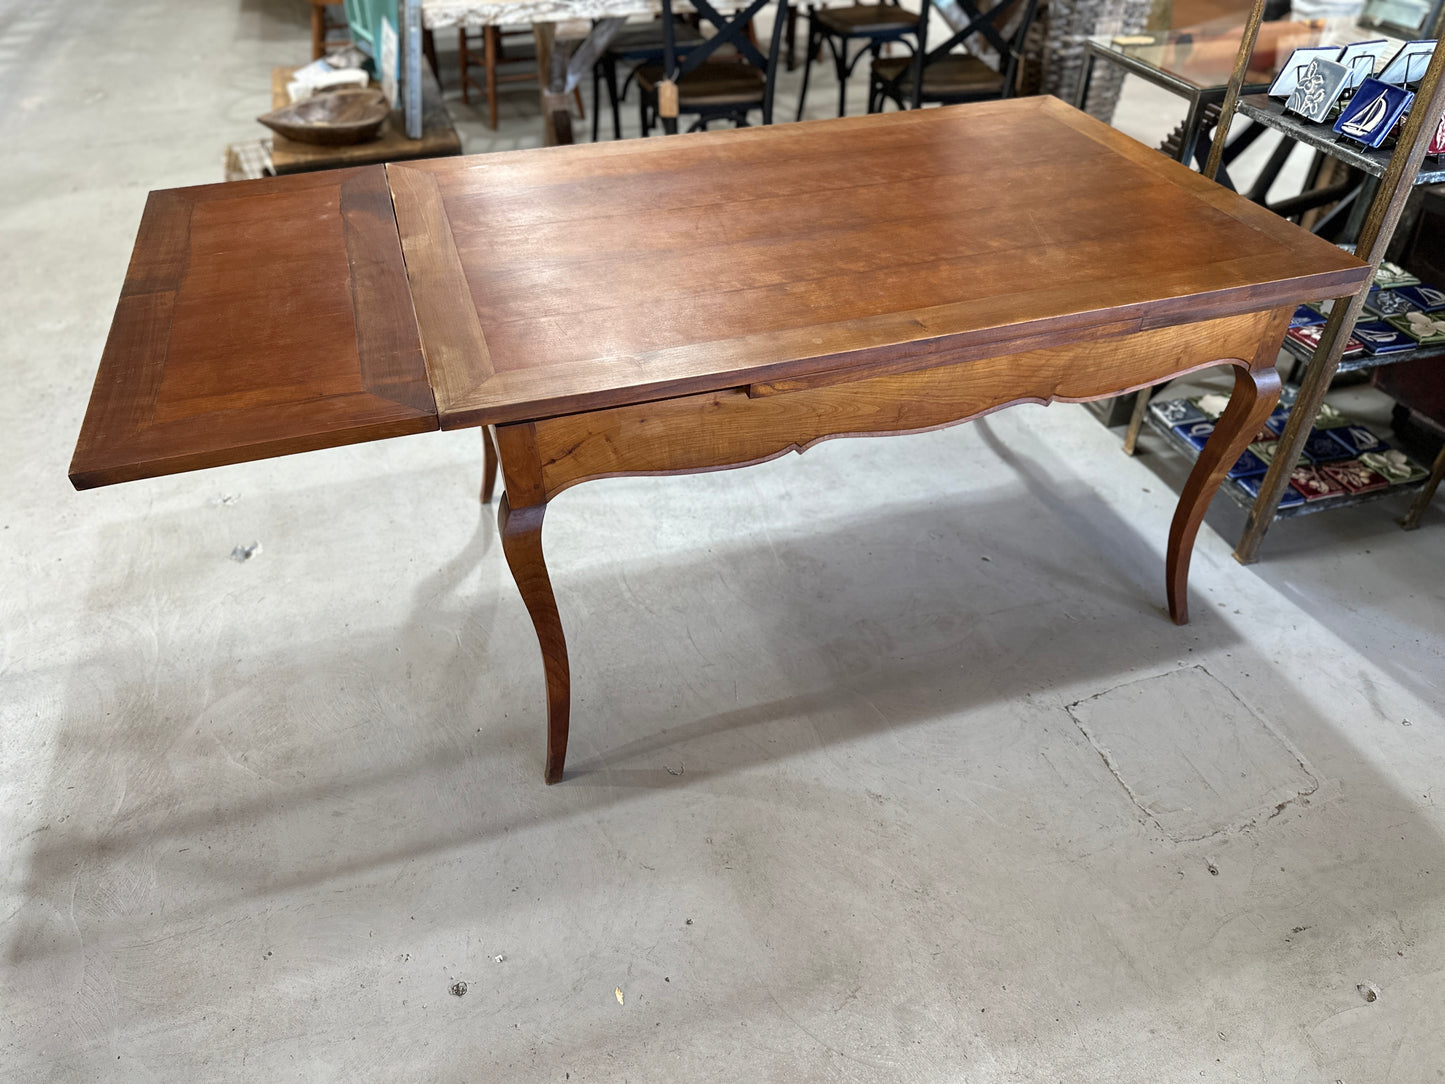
left=882, top=0, right=1038, bottom=109
left=660, top=0, right=788, bottom=82
left=657, top=0, right=791, bottom=127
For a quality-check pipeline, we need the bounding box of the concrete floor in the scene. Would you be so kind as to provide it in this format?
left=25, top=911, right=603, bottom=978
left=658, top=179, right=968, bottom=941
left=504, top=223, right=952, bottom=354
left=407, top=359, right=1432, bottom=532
left=3, top=1, right=1444, bottom=1080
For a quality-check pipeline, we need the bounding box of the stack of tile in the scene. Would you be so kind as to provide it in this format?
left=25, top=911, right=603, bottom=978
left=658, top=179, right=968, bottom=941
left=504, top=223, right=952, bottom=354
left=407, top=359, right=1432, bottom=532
left=1149, top=390, right=1429, bottom=509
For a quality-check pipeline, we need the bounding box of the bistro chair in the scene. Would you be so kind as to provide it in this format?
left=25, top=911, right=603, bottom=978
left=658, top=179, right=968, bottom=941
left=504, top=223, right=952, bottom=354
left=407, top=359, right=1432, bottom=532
left=794, top=3, right=920, bottom=120
left=592, top=17, right=707, bottom=141
left=635, top=0, right=790, bottom=135
left=868, top=0, right=1039, bottom=113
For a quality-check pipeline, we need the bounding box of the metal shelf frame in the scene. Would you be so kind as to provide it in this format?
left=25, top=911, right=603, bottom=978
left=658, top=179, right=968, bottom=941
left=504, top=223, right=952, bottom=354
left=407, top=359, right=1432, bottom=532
left=1149, top=1, right=1445, bottom=559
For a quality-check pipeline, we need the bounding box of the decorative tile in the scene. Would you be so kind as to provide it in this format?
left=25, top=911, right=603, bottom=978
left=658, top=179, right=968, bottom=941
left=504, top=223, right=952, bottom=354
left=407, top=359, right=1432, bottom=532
left=1269, top=45, right=1343, bottom=97
left=1250, top=439, right=1308, bottom=468
left=1332, top=78, right=1414, bottom=148
left=1191, top=393, right=1231, bottom=420
left=1393, top=284, right=1445, bottom=312
left=1431, top=110, right=1445, bottom=155
left=1378, top=39, right=1436, bottom=86
left=1314, top=402, right=1350, bottom=428
left=1289, top=464, right=1348, bottom=501
left=1278, top=384, right=1300, bottom=407
left=1236, top=474, right=1305, bottom=506
left=1285, top=57, right=1351, bottom=122
left=1291, top=305, right=1327, bottom=327
left=1173, top=420, right=1216, bottom=451
left=1264, top=406, right=1291, bottom=436
left=1352, top=320, right=1417, bottom=354
left=1150, top=398, right=1206, bottom=426
left=1387, top=311, right=1445, bottom=344
left=1360, top=448, right=1429, bottom=484
left=1365, top=286, right=1421, bottom=317
left=1303, top=428, right=1354, bottom=461
left=1375, top=260, right=1420, bottom=289
left=1287, top=325, right=1365, bottom=357
left=1322, top=459, right=1390, bottom=494
left=1337, top=39, right=1393, bottom=89
left=1227, top=448, right=1269, bottom=479
left=1323, top=424, right=1389, bottom=456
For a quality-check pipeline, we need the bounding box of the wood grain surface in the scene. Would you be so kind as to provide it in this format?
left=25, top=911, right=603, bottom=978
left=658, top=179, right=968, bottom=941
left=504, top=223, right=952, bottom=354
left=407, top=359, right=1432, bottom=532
left=389, top=96, right=1368, bottom=429
left=526, top=309, right=1282, bottom=501
left=69, top=167, right=436, bottom=489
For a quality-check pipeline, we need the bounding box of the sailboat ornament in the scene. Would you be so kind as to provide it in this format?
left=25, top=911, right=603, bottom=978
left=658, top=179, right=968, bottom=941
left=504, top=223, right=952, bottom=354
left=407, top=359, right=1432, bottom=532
left=1332, top=78, right=1414, bottom=148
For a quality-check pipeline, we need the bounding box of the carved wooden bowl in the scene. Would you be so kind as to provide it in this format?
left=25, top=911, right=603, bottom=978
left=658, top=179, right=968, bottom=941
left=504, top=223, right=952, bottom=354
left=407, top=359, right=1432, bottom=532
left=258, top=88, right=390, bottom=146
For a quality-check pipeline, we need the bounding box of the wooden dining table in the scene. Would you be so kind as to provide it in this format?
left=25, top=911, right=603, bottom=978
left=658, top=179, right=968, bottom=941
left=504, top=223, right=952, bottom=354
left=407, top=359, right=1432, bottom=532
left=70, top=98, right=1368, bottom=783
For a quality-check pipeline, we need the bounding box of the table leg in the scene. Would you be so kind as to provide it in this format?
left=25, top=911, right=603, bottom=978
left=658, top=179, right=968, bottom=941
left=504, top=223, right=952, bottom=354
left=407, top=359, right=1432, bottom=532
left=495, top=423, right=571, bottom=783
left=497, top=493, right=571, bottom=783
left=1166, top=362, right=1280, bottom=625
left=533, top=22, right=573, bottom=146
left=480, top=426, right=498, bottom=505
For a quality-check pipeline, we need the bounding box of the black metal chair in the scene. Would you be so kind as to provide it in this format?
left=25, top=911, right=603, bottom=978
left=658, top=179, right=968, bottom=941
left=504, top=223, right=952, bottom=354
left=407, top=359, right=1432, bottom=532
left=868, top=0, right=1039, bottom=113
left=635, top=0, right=790, bottom=135
left=591, top=18, right=707, bottom=141
left=794, top=3, right=920, bottom=120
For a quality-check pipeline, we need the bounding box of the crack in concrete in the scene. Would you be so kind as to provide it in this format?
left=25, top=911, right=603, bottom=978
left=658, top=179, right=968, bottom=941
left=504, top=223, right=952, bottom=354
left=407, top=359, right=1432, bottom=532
left=1066, top=664, right=1320, bottom=843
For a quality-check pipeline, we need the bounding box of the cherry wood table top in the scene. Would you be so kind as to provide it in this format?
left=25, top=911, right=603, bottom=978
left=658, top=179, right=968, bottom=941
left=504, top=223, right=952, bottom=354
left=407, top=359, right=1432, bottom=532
left=70, top=97, right=1367, bottom=489
left=69, top=167, right=436, bottom=489
left=387, top=96, right=1365, bottom=429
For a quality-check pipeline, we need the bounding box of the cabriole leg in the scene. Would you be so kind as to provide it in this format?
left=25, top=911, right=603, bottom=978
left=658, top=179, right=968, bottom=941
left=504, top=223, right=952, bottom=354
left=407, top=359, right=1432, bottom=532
left=1166, top=363, right=1281, bottom=625
left=497, top=493, right=571, bottom=783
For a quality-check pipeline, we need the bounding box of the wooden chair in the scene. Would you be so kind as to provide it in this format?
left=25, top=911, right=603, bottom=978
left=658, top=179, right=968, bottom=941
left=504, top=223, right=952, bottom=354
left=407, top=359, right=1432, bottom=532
left=308, top=0, right=351, bottom=60
left=635, top=0, right=790, bottom=135
left=592, top=18, right=707, bottom=141
left=459, top=26, right=585, bottom=131
left=794, top=3, right=920, bottom=120
left=868, top=0, right=1039, bottom=113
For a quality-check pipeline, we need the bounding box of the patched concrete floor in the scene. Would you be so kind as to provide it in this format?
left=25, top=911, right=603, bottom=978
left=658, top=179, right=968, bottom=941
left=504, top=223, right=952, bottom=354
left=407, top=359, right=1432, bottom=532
left=3, top=1, right=1444, bottom=1080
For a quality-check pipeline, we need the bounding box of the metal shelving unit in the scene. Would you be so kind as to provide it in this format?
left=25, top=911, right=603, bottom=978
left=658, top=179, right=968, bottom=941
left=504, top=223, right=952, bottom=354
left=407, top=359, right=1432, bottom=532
left=1135, top=1, right=1445, bottom=559
left=1235, top=95, right=1445, bottom=184
left=1141, top=407, right=1427, bottom=519
left=1279, top=326, right=1445, bottom=375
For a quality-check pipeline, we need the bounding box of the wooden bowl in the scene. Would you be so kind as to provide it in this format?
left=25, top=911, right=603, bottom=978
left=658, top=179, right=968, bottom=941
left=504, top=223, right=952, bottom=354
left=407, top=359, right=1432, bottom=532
left=258, top=88, right=390, bottom=146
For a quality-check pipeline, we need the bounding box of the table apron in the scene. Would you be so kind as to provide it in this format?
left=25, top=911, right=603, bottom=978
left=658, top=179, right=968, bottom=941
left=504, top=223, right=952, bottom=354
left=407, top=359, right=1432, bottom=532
left=505, top=308, right=1284, bottom=503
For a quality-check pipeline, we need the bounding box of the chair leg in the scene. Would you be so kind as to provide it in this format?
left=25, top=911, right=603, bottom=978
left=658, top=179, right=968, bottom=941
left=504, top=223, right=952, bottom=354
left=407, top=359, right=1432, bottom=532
left=311, top=3, right=325, bottom=60
left=573, top=87, right=586, bottom=119
left=423, top=28, right=438, bottom=82
left=591, top=63, right=602, bottom=141
left=459, top=29, right=471, bottom=104
left=484, top=25, right=500, bottom=130
left=608, top=58, right=624, bottom=139
left=795, top=17, right=817, bottom=121
left=833, top=38, right=851, bottom=118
